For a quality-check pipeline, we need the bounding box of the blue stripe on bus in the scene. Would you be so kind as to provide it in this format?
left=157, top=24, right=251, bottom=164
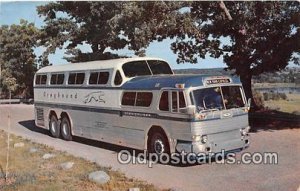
left=34, top=101, right=192, bottom=122
left=34, top=101, right=248, bottom=122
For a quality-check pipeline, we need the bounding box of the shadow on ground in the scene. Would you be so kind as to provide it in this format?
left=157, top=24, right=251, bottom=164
left=18, top=120, right=200, bottom=167
left=249, top=110, right=300, bottom=132
left=19, top=120, right=127, bottom=153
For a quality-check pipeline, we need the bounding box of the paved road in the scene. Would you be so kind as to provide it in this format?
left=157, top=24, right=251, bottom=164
left=0, top=104, right=299, bottom=191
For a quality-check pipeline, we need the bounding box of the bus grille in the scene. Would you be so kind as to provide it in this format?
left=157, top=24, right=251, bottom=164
left=36, top=108, right=44, bottom=121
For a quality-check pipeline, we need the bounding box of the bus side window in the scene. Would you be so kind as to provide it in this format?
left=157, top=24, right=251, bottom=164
left=76, top=73, right=85, bottom=84
left=41, top=75, right=47, bottom=85
left=179, top=91, right=186, bottom=108
left=98, top=72, right=109, bottom=84
left=172, top=91, right=178, bottom=112
left=68, top=73, right=76, bottom=84
left=122, top=92, right=136, bottom=106
left=35, top=75, right=41, bottom=85
left=50, top=74, right=57, bottom=84
left=57, top=74, right=64, bottom=84
left=136, top=92, right=153, bottom=107
left=159, top=91, right=169, bottom=111
left=114, top=70, right=123, bottom=85
left=89, top=72, right=98, bottom=84
left=69, top=73, right=85, bottom=85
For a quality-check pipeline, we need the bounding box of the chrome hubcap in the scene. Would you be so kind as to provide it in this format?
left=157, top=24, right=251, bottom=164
left=62, top=123, right=68, bottom=135
left=51, top=121, right=56, bottom=133
left=154, top=139, right=164, bottom=154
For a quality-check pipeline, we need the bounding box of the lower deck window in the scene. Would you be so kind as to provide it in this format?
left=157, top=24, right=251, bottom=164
left=121, top=92, right=153, bottom=107
left=121, top=92, right=136, bottom=106
left=136, top=92, right=153, bottom=107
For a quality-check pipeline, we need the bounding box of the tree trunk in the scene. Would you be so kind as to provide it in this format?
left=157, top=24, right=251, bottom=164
left=5, top=90, right=11, bottom=182
left=240, top=73, right=258, bottom=110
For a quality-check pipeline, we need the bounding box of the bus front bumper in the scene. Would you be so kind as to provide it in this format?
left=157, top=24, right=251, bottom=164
left=176, top=135, right=250, bottom=154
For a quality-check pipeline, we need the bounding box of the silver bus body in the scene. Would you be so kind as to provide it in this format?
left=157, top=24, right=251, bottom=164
left=34, top=57, right=250, bottom=155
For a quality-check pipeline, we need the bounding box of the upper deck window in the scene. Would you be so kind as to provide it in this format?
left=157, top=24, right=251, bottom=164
left=114, top=70, right=123, bottom=85
left=35, top=74, right=47, bottom=85
left=122, top=61, right=151, bottom=77
left=122, top=60, right=172, bottom=78
left=89, top=71, right=109, bottom=85
left=147, top=60, right=173, bottom=75
left=50, top=74, right=64, bottom=85
left=68, top=72, right=85, bottom=85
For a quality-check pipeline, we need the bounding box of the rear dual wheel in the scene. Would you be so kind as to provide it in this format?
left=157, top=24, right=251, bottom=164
left=49, top=114, right=72, bottom=141
left=60, top=117, right=72, bottom=141
left=49, top=115, right=60, bottom=138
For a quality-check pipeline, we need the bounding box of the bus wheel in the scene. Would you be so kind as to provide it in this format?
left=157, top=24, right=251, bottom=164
left=49, top=115, right=60, bottom=138
left=148, top=131, right=170, bottom=160
left=60, top=117, right=72, bottom=141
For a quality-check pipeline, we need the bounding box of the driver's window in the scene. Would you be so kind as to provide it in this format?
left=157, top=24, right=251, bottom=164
left=179, top=92, right=186, bottom=109
left=172, top=91, right=178, bottom=112
left=172, top=91, right=186, bottom=113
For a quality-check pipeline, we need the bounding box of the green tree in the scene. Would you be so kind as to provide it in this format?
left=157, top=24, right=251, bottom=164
left=38, top=2, right=300, bottom=108
left=37, top=2, right=128, bottom=63
left=37, top=1, right=190, bottom=62
left=0, top=20, right=40, bottom=98
left=171, top=1, right=300, bottom=107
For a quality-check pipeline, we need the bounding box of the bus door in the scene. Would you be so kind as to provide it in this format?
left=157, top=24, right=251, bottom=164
left=158, top=90, right=190, bottom=139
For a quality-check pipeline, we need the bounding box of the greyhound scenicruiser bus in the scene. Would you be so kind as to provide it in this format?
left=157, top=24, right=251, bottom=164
left=34, top=57, right=250, bottom=157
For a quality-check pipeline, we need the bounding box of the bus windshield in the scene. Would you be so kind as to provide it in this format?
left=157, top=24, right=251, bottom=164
left=192, top=86, right=245, bottom=112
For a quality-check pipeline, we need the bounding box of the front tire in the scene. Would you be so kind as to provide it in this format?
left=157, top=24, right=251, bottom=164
left=148, top=131, right=170, bottom=158
left=49, top=115, right=60, bottom=138
left=60, top=117, right=72, bottom=141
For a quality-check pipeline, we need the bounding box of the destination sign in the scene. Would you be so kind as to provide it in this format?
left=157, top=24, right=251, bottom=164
left=205, top=78, right=231, bottom=85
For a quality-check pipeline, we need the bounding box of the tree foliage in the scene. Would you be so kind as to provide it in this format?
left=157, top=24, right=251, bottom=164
left=0, top=20, right=40, bottom=97
left=37, top=1, right=191, bottom=62
left=37, top=1, right=300, bottom=108
left=171, top=1, right=300, bottom=105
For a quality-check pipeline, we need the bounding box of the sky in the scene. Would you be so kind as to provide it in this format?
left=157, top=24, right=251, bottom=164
left=0, top=2, right=297, bottom=70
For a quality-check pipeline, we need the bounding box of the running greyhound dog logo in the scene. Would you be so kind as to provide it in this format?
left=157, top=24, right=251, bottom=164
left=83, top=91, right=105, bottom=104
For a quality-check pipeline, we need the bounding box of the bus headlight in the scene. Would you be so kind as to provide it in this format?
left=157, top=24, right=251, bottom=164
left=192, top=135, right=201, bottom=142
left=192, top=135, right=208, bottom=143
left=201, top=135, right=208, bottom=144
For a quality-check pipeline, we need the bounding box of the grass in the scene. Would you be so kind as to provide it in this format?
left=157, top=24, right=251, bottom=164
left=253, top=83, right=298, bottom=88
left=0, top=130, right=163, bottom=191
left=263, top=93, right=300, bottom=113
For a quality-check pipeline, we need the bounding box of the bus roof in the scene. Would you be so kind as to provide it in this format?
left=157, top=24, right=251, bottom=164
left=36, top=57, right=167, bottom=73
left=122, top=74, right=241, bottom=90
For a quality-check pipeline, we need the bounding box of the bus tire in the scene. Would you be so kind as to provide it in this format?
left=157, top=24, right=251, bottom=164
left=148, top=131, right=170, bottom=161
left=49, top=114, right=60, bottom=138
left=60, top=117, right=72, bottom=141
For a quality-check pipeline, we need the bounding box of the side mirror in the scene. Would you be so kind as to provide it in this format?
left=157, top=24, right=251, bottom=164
left=179, top=105, right=196, bottom=115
